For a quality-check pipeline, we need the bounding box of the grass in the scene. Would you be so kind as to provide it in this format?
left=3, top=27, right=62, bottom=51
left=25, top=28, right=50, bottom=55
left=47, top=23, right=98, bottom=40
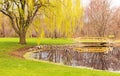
left=0, top=38, right=120, bottom=76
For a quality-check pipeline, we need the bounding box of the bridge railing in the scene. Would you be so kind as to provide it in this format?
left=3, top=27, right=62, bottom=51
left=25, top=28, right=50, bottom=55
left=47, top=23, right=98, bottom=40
left=75, top=37, right=109, bottom=42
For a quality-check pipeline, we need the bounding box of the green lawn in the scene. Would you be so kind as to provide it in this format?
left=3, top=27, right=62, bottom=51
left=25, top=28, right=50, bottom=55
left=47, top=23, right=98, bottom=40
left=0, top=38, right=120, bottom=76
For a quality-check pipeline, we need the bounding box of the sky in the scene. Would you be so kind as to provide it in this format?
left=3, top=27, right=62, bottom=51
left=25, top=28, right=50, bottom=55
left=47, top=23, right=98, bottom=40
left=111, top=0, right=120, bottom=7
left=82, top=0, right=120, bottom=7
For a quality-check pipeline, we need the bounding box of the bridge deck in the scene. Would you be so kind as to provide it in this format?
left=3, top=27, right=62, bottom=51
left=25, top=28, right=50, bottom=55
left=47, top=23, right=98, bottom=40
left=75, top=37, right=112, bottom=43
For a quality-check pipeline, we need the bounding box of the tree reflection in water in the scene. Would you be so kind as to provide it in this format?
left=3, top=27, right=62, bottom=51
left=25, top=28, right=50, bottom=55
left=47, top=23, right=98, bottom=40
left=31, top=45, right=120, bottom=71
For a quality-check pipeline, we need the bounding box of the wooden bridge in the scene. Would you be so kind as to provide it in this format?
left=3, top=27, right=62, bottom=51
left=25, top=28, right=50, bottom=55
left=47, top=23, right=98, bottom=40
left=74, top=37, right=114, bottom=52
left=75, top=37, right=113, bottom=47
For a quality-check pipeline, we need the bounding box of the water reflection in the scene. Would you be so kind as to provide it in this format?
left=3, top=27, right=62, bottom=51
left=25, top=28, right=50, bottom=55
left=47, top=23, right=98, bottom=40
left=30, top=46, right=120, bottom=71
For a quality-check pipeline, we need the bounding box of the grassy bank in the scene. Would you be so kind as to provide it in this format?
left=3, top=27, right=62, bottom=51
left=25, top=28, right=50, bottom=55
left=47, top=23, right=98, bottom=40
left=0, top=38, right=120, bottom=76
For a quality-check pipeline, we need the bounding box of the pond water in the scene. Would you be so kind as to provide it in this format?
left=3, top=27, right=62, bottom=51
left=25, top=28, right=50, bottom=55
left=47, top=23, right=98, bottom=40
left=29, top=45, right=120, bottom=71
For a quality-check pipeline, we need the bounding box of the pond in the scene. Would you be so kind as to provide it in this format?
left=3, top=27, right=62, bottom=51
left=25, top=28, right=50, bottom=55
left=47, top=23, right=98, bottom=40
left=28, top=45, right=120, bottom=71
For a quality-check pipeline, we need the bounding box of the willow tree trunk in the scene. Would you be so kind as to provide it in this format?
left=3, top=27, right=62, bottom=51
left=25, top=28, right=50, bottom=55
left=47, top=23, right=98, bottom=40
left=19, top=31, right=26, bottom=44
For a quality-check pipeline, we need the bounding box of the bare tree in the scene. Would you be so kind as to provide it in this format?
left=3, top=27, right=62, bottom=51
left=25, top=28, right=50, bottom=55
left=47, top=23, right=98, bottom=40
left=112, top=7, right=120, bottom=38
left=85, top=0, right=112, bottom=37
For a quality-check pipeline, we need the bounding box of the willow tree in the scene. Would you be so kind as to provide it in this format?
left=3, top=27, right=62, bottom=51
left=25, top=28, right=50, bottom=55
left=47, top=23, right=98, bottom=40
left=42, top=0, right=84, bottom=38
left=63, top=0, right=84, bottom=37
left=0, top=0, right=50, bottom=44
